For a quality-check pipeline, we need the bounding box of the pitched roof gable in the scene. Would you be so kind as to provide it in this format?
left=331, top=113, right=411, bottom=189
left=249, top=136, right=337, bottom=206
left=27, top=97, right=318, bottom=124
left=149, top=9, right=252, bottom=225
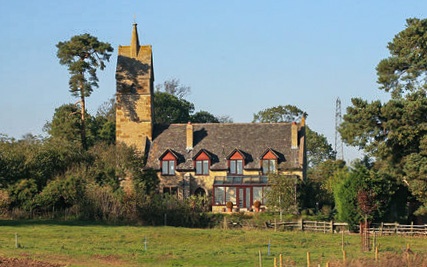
left=145, top=122, right=303, bottom=171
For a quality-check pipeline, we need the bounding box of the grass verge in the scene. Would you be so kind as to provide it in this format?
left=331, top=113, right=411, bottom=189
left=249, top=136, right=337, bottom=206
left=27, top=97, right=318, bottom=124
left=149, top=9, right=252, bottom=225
left=0, top=220, right=426, bottom=266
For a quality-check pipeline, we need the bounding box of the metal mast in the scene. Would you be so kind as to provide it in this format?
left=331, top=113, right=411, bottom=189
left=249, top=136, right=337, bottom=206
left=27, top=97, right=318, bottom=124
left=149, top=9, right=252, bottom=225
left=335, top=98, right=344, bottom=160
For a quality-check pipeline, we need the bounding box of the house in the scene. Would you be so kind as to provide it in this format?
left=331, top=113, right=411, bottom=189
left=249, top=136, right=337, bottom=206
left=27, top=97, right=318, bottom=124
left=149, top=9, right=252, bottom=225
left=116, top=24, right=306, bottom=212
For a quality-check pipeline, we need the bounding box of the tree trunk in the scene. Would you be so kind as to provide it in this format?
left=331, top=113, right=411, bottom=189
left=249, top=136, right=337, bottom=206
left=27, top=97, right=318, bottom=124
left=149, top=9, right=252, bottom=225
left=80, top=84, right=87, bottom=150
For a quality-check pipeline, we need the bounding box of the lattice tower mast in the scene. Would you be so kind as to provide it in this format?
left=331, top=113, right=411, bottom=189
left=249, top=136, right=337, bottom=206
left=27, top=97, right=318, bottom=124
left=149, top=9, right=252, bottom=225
left=335, top=98, right=344, bottom=160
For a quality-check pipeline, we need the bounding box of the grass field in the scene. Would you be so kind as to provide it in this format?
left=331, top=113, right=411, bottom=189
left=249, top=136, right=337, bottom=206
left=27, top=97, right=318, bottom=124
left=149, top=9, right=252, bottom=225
left=0, top=220, right=426, bottom=266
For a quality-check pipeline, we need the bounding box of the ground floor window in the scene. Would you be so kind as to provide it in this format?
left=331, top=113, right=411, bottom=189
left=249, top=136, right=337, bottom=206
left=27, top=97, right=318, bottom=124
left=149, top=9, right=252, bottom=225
left=213, top=185, right=268, bottom=208
left=163, top=186, right=178, bottom=195
left=213, top=176, right=268, bottom=209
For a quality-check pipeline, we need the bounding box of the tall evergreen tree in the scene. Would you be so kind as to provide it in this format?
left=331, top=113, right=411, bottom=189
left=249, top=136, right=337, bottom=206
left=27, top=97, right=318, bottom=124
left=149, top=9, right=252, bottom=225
left=56, top=34, right=113, bottom=150
left=340, top=18, right=427, bottom=215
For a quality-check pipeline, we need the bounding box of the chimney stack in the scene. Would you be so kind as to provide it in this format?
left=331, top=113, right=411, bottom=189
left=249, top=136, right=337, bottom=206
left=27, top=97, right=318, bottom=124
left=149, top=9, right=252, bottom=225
left=186, top=122, right=193, bottom=151
left=291, top=122, right=298, bottom=149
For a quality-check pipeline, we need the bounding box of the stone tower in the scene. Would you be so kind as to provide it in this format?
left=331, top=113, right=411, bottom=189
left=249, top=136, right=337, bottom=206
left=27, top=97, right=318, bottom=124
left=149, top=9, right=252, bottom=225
left=115, top=23, right=154, bottom=151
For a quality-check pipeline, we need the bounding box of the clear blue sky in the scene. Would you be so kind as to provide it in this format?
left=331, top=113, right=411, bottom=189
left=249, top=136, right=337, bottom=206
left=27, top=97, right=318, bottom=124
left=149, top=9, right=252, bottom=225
left=1, top=0, right=427, bottom=161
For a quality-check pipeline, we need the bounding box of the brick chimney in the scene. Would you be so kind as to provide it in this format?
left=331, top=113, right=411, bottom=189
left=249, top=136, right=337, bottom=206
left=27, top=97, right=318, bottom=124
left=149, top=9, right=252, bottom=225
left=186, top=122, right=193, bottom=151
left=291, top=122, right=298, bottom=149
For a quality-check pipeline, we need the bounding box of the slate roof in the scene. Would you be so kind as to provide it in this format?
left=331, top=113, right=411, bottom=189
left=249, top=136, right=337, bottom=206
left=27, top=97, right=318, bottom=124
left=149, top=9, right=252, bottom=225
left=145, top=123, right=304, bottom=172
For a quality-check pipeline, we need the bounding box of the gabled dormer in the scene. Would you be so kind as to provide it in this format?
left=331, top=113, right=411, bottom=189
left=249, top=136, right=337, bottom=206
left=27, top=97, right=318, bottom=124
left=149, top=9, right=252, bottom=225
left=159, top=149, right=179, bottom=175
left=192, top=149, right=212, bottom=175
left=226, top=149, right=247, bottom=175
left=260, top=148, right=279, bottom=174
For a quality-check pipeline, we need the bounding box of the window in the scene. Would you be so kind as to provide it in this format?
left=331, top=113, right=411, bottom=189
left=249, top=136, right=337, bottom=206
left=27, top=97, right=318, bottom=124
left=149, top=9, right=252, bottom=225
left=214, top=187, right=225, bottom=204
left=230, top=159, right=243, bottom=175
left=160, top=150, right=177, bottom=175
left=163, top=186, right=178, bottom=195
left=162, top=160, right=175, bottom=175
left=253, top=186, right=265, bottom=204
left=262, top=159, right=276, bottom=174
left=196, top=160, right=209, bottom=175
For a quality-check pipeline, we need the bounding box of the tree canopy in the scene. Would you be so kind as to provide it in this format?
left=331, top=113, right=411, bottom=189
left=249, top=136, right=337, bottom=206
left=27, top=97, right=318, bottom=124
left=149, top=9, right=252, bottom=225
left=252, top=105, right=335, bottom=168
left=154, top=79, right=228, bottom=124
left=252, top=105, right=306, bottom=123
left=56, top=34, right=113, bottom=149
left=153, top=92, right=194, bottom=124
left=339, top=18, right=427, bottom=215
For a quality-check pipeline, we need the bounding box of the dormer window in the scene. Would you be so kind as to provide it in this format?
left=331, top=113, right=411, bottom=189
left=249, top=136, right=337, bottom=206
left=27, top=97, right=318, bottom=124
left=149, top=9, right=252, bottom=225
left=260, top=148, right=279, bottom=174
left=227, top=149, right=245, bottom=175
left=196, top=160, right=209, bottom=175
left=162, top=160, right=175, bottom=175
left=230, top=159, right=243, bottom=175
left=262, top=159, right=276, bottom=174
left=193, top=149, right=212, bottom=176
left=159, top=150, right=178, bottom=176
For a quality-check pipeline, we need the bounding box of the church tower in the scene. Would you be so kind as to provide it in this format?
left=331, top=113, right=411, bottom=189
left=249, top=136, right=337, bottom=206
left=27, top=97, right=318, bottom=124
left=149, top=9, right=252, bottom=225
left=115, top=23, right=154, bottom=151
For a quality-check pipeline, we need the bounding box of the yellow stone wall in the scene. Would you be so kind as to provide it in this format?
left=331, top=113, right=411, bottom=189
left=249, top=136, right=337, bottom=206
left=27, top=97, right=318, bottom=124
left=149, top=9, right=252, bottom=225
left=158, top=168, right=303, bottom=197
left=115, top=34, right=154, bottom=151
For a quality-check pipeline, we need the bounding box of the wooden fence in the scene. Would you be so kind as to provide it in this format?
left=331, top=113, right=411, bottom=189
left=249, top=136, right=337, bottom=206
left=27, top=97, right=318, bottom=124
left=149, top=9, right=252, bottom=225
left=265, top=220, right=427, bottom=236
left=265, top=220, right=349, bottom=233
left=367, top=222, right=427, bottom=236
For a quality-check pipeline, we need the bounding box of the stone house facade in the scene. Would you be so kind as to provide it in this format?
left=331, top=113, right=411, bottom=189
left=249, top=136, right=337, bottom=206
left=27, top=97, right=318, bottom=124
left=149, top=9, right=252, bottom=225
left=116, top=24, right=306, bottom=212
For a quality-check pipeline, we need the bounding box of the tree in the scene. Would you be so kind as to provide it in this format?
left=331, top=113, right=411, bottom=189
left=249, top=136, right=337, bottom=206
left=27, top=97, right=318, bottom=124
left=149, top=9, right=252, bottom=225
left=92, top=99, right=116, bottom=145
left=190, top=111, right=219, bottom=123
left=306, top=159, right=347, bottom=212
left=253, top=105, right=335, bottom=167
left=376, top=18, right=427, bottom=97
left=217, top=115, right=234, bottom=123
left=266, top=173, right=301, bottom=214
left=56, top=34, right=113, bottom=150
left=45, top=104, right=82, bottom=144
left=333, top=160, right=396, bottom=229
left=339, top=18, right=427, bottom=215
left=306, top=127, right=336, bottom=167
left=155, top=78, right=190, bottom=99
left=252, top=105, right=306, bottom=123
left=153, top=92, right=194, bottom=124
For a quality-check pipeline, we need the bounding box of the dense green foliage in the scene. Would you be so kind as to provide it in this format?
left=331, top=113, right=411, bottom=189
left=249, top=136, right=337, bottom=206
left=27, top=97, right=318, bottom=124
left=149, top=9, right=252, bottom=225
left=266, top=173, right=301, bottom=214
left=153, top=91, right=195, bottom=124
left=339, top=18, right=427, bottom=216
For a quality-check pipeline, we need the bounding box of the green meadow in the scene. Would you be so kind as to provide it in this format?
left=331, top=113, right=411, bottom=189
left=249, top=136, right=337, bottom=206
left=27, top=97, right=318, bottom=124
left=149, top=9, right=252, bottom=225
left=0, top=220, right=426, bottom=266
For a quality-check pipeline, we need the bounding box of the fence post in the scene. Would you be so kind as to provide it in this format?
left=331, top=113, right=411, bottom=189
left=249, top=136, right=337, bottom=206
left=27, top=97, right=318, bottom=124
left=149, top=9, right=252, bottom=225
left=410, top=221, right=414, bottom=236
left=300, top=218, right=304, bottom=231
left=15, top=233, right=18, bottom=248
left=380, top=222, right=383, bottom=236
left=375, top=246, right=379, bottom=262
left=342, top=250, right=346, bottom=267
left=330, top=220, right=334, bottom=233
